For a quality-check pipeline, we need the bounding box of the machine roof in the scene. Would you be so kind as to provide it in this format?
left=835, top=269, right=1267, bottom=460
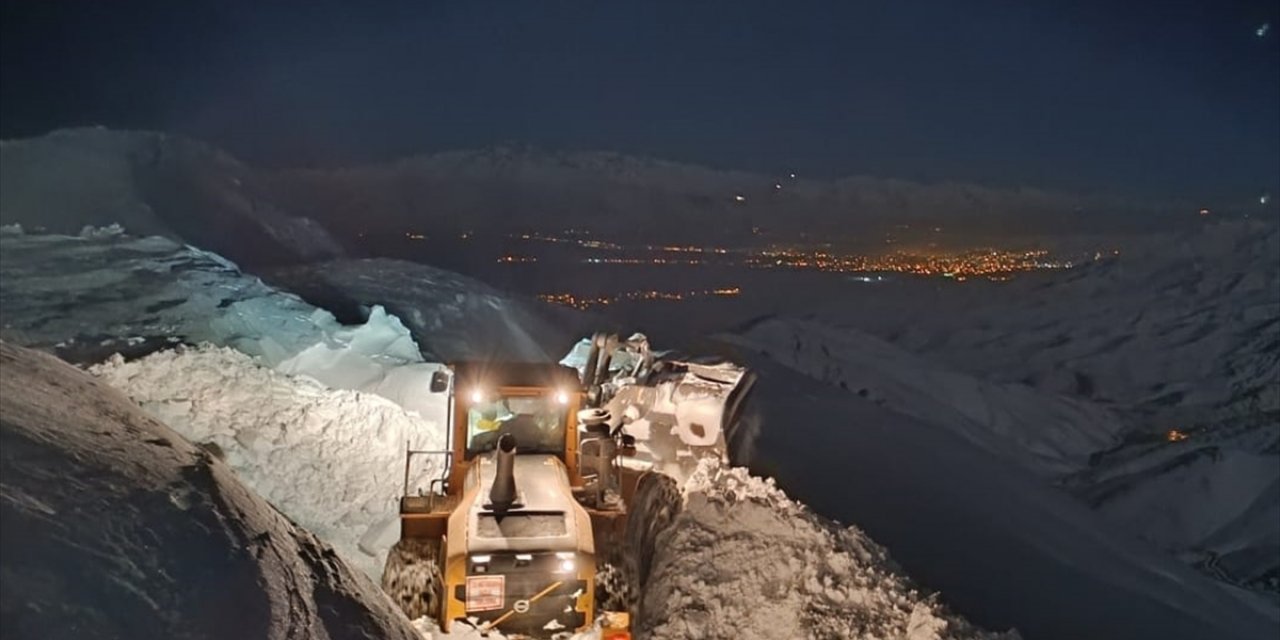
left=451, top=361, right=582, bottom=390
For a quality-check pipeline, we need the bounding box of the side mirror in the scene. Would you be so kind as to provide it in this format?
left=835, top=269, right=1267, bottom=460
left=429, top=370, right=450, bottom=393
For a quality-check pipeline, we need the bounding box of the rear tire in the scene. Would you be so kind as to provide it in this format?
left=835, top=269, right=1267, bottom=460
left=623, top=473, right=682, bottom=618
left=381, top=538, right=443, bottom=621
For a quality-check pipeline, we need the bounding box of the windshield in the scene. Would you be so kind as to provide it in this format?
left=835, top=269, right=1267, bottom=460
left=466, top=393, right=567, bottom=457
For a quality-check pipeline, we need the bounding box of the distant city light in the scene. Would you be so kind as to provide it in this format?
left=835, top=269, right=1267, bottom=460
left=1258, top=22, right=1271, bottom=38
left=734, top=194, right=746, bottom=202
left=1262, top=193, right=1271, bottom=205
left=788, top=173, right=796, bottom=179
left=1198, top=208, right=1210, bottom=216
left=774, top=183, right=782, bottom=190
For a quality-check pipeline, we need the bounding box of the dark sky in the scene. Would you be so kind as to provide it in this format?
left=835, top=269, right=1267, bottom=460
left=2, top=0, right=1277, bottom=201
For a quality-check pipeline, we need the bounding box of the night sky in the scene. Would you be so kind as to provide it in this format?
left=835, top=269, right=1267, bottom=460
left=2, top=0, right=1277, bottom=201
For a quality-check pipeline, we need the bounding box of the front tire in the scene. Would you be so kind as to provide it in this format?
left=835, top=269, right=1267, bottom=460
left=381, top=538, right=443, bottom=621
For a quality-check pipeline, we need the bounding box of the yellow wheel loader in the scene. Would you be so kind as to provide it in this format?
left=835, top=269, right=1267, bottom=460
left=381, top=334, right=755, bottom=638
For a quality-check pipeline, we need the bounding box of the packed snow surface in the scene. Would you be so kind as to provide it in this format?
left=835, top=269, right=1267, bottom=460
left=0, top=341, right=420, bottom=640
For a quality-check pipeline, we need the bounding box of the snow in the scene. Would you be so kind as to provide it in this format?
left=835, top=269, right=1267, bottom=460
left=4, top=213, right=1273, bottom=637
left=89, top=345, right=448, bottom=582
left=772, top=220, right=1280, bottom=596
left=642, top=461, right=1007, bottom=640
left=0, top=340, right=421, bottom=640
left=724, top=317, right=1128, bottom=476
left=727, top=356, right=1278, bottom=640
left=83, top=341, right=1006, bottom=638
left=264, top=257, right=579, bottom=362
left=0, top=127, right=344, bottom=266
left=0, top=230, right=337, bottom=364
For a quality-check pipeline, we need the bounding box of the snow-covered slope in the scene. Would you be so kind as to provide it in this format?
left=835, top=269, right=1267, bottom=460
left=724, top=317, right=1128, bottom=476
left=877, top=221, right=1278, bottom=445
left=0, top=127, right=342, bottom=266
left=0, top=341, right=420, bottom=640
left=731, top=357, right=1277, bottom=640
left=743, top=220, right=1279, bottom=598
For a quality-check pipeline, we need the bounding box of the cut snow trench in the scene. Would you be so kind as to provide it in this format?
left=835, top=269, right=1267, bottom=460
left=91, top=345, right=1001, bottom=638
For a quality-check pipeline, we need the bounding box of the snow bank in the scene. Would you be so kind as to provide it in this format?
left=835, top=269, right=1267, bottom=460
left=0, top=341, right=420, bottom=640
left=90, top=345, right=448, bottom=581
left=641, top=461, right=1007, bottom=640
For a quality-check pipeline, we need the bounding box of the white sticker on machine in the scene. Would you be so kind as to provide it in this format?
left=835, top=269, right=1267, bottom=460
left=466, top=575, right=505, bottom=612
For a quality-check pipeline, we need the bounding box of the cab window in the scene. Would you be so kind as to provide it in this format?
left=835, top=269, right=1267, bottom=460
left=466, top=393, right=567, bottom=457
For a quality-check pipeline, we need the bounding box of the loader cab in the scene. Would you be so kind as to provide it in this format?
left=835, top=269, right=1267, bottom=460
left=443, top=362, right=585, bottom=493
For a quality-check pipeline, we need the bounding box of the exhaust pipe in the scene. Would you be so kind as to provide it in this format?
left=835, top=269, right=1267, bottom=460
left=488, top=434, right=519, bottom=513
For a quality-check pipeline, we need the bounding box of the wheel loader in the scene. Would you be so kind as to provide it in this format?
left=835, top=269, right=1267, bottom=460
left=381, top=333, right=755, bottom=638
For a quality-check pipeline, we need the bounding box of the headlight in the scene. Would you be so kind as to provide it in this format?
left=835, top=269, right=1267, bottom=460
left=555, top=390, right=570, bottom=405
left=555, top=551, right=576, bottom=573
left=470, top=389, right=485, bottom=403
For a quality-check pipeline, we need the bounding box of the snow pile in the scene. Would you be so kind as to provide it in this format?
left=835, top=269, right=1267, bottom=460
left=0, top=341, right=420, bottom=640
left=641, top=461, right=1007, bottom=640
left=725, top=317, right=1128, bottom=476
left=90, top=345, right=448, bottom=581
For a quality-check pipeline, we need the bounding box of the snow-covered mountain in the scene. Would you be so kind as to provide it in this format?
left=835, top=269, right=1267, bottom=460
left=266, top=145, right=1180, bottom=240
left=0, top=127, right=342, bottom=266
left=0, top=341, right=421, bottom=640
left=0, top=128, right=1189, bottom=252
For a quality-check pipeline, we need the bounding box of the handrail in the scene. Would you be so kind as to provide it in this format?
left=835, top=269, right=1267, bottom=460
left=402, top=444, right=453, bottom=497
